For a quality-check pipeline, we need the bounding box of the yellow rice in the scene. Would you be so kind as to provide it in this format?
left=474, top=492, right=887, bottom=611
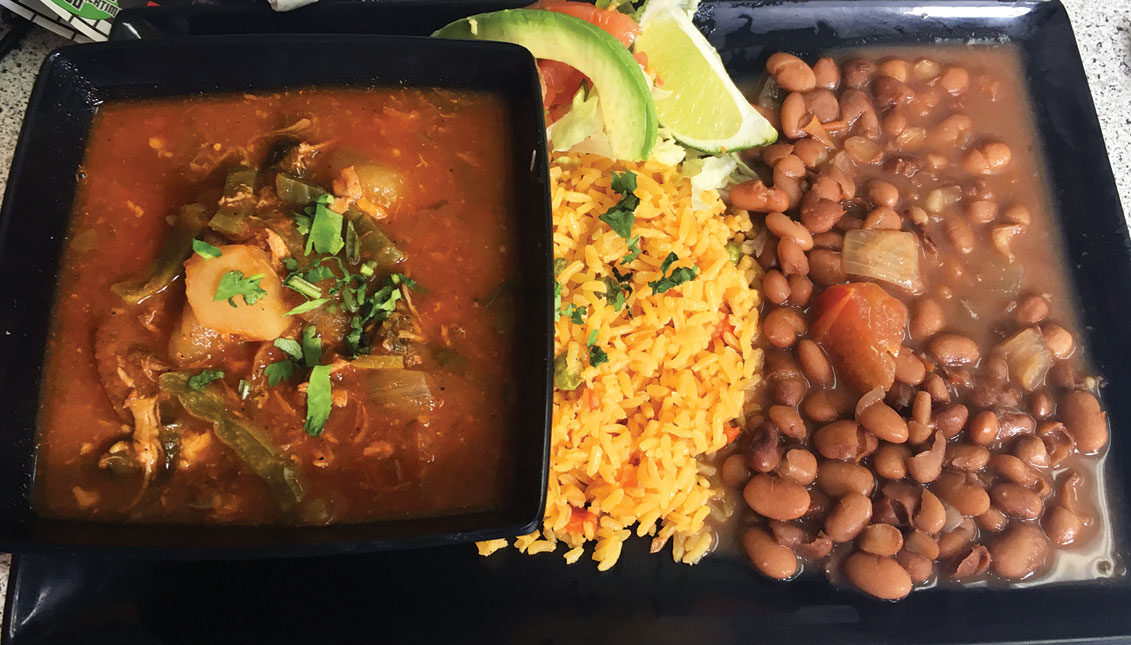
left=477, top=152, right=762, bottom=570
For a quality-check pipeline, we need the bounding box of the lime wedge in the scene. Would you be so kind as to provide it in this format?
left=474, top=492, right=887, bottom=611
left=634, top=0, right=777, bottom=153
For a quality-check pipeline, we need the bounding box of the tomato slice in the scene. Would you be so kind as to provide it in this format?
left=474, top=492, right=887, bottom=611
left=544, top=2, right=642, bottom=47
left=538, top=59, right=585, bottom=111
left=810, top=283, right=907, bottom=393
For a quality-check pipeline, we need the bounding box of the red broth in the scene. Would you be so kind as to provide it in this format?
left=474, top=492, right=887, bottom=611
left=33, top=88, right=520, bottom=525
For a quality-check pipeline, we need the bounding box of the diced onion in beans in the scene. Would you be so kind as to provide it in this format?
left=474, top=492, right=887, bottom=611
left=841, top=230, right=923, bottom=293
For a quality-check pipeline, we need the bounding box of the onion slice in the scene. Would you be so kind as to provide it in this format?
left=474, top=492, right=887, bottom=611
left=842, top=229, right=923, bottom=293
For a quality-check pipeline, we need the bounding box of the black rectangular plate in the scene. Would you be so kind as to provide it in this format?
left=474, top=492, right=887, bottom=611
left=0, top=33, right=553, bottom=558
left=6, top=1, right=1131, bottom=643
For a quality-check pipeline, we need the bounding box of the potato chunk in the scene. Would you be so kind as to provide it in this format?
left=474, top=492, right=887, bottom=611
left=184, top=244, right=290, bottom=340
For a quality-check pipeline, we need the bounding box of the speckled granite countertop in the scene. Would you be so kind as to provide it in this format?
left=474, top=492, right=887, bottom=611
left=0, top=0, right=1128, bottom=617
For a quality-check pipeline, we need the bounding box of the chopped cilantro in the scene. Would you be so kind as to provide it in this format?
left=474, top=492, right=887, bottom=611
left=284, top=274, right=322, bottom=300
left=552, top=258, right=567, bottom=276
left=264, top=360, right=294, bottom=386
left=587, top=329, right=598, bottom=346
left=345, top=316, right=370, bottom=358
left=562, top=303, right=586, bottom=325
left=282, top=257, right=299, bottom=272
left=303, top=265, right=336, bottom=283
left=237, top=379, right=251, bottom=400
left=610, top=170, right=637, bottom=194
left=273, top=338, right=303, bottom=362
left=345, top=220, right=360, bottom=264
left=622, top=235, right=642, bottom=264
left=648, top=252, right=699, bottom=294
left=214, top=270, right=266, bottom=308
left=294, top=213, right=312, bottom=236
left=602, top=277, right=629, bottom=312
left=192, top=239, right=222, bottom=259
left=599, top=205, right=634, bottom=241
left=589, top=345, right=608, bottom=367
left=306, top=194, right=344, bottom=256
left=285, top=297, right=329, bottom=317
left=187, top=368, right=224, bottom=391
left=300, top=325, right=322, bottom=368
left=304, top=364, right=332, bottom=436
left=359, top=261, right=377, bottom=279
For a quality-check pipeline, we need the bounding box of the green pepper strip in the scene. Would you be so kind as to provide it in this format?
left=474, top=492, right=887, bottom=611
left=344, top=206, right=406, bottom=267
left=208, top=165, right=257, bottom=236
left=159, top=372, right=305, bottom=510
left=275, top=173, right=326, bottom=206
left=111, top=204, right=210, bottom=304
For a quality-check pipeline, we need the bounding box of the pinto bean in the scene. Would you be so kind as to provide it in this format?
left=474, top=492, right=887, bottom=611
left=937, top=518, right=976, bottom=559
left=763, top=269, right=791, bottom=305
left=939, top=66, right=970, bottom=95
left=801, top=389, right=856, bottom=423
left=945, top=444, right=990, bottom=471
left=764, top=306, right=807, bottom=348
left=932, top=403, right=969, bottom=440
left=858, top=523, right=904, bottom=556
left=762, top=142, right=795, bottom=166
left=744, top=528, right=799, bottom=580
left=744, top=474, right=811, bottom=521
left=914, top=489, right=947, bottom=534
left=807, top=249, right=846, bottom=286
left=904, top=529, right=940, bottom=559
left=857, top=395, right=909, bottom=444
left=873, top=443, right=911, bottom=480
left=907, top=431, right=946, bottom=483
left=863, top=206, right=902, bottom=230
left=924, top=373, right=950, bottom=404
left=910, top=298, right=945, bottom=340
left=813, top=56, right=840, bottom=89
left=800, top=192, right=846, bottom=234
left=1027, top=390, right=1055, bottom=421
left=1060, top=390, right=1108, bottom=454
left=766, top=52, right=817, bottom=93
left=765, top=212, right=815, bottom=251
left=991, top=483, right=1044, bottom=520
left=894, top=351, right=926, bottom=385
left=746, top=423, right=782, bottom=474
left=963, top=141, right=1012, bottom=175
left=777, top=448, right=818, bottom=485
left=945, top=217, right=976, bottom=254
left=781, top=92, right=813, bottom=140
left=1044, top=504, right=1087, bottom=547
left=804, top=89, right=840, bottom=123
left=768, top=405, right=806, bottom=440
left=816, top=461, right=875, bottom=498
left=1041, top=324, right=1076, bottom=359
left=825, top=493, right=874, bottom=542
left=844, top=552, right=912, bottom=600
left=872, top=75, right=915, bottom=109
left=989, top=523, right=1049, bottom=579
left=843, top=59, right=878, bottom=89
left=930, top=334, right=980, bottom=366
left=988, top=454, right=1045, bottom=490
left=1014, top=295, right=1050, bottom=325
left=976, top=506, right=1008, bottom=533
left=814, top=420, right=876, bottom=462
left=721, top=453, right=751, bottom=490
left=896, top=550, right=934, bottom=585
left=730, top=179, right=790, bottom=212
left=777, top=237, right=809, bottom=277
left=967, top=410, right=999, bottom=446
left=1013, top=434, right=1050, bottom=468
left=1039, top=421, right=1076, bottom=466
left=966, top=199, right=998, bottom=224
left=796, top=531, right=835, bottom=560
left=933, top=469, right=991, bottom=516
left=950, top=545, right=992, bottom=579
left=796, top=340, right=833, bottom=387
left=771, top=377, right=809, bottom=407
left=787, top=274, right=813, bottom=307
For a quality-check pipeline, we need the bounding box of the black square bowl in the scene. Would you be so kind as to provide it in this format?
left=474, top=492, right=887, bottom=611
left=0, top=34, right=553, bottom=559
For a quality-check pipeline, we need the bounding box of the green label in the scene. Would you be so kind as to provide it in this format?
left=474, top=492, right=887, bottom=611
left=50, top=0, right=119, bottom=21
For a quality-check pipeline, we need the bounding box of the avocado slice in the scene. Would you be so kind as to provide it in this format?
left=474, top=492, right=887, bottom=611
left=434, top=9, right=658, bottom=161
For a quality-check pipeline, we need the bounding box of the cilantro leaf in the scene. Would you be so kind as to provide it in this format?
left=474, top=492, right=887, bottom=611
left=306, top=195, right=344, bottom=256
left=264, top=360, right=294, bottom=386
left=187, top=368, right=224, bottom=391
left=294, top=213, right=312, bottom=237
left=303, top=265, right=335, bottom=283
left=284, top=274, right=322, bottom=300
left=587, top=329, right=598, bottom=346
left=345, top=316, right=371, bottom=358
left=562, top=303, right=587, bottom=325
left=285, top=298, right=329, bottom=317
left=214, top=270, right=267, bottom=308
left=648, top=252, right=699, bottom=294
left=589, top=345, right=608, bottom=367
left=192, top=239, right=222, bottom=259
left=300, top=325, right=322, bottom=368
left=304, top=364, right=333, bottom=436
left=273, top=338, right=303, bottom=362
left=553, top=258, right=567, bottom=276
left=602, top=277, right=629, bottom=312
left=390, top=273, right=423, bottom=292
left=622, top=235, right=641, bottom=264
left=283, top=257, right=299, bottom=272
left=345, top=220, right=360, bottom=265
left=599, top=206, right=634, bottom=241
left=610, top=170, right=637, bottom=194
